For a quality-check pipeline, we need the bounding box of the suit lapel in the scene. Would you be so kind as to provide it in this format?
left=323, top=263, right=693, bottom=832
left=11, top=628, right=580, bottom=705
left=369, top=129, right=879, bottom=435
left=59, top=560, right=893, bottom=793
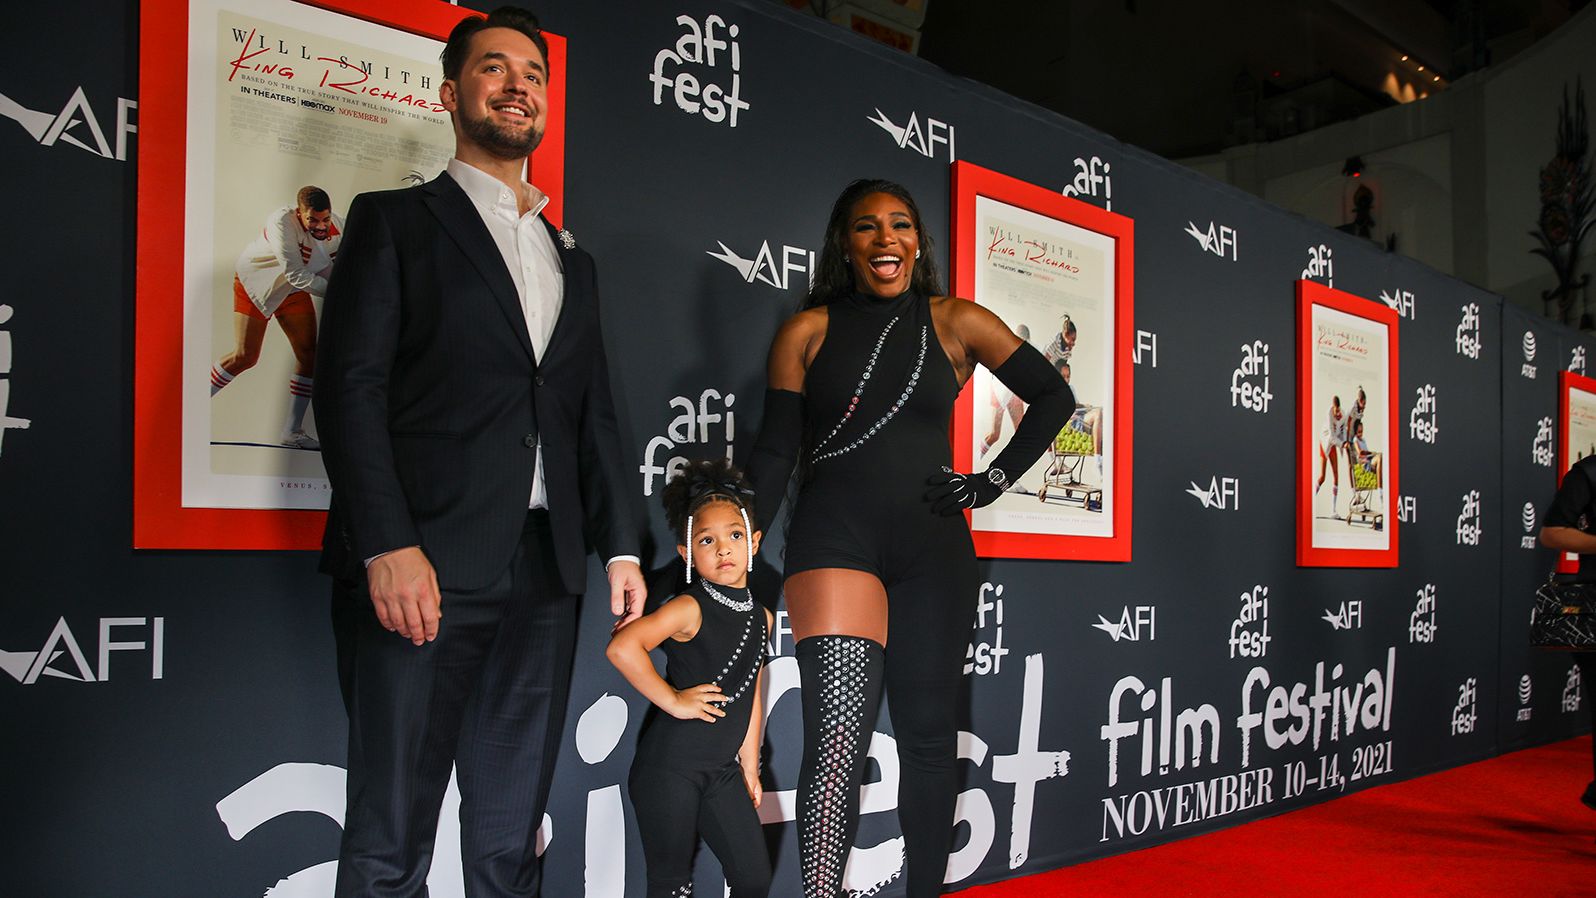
left=541, top=217, right=577, bottom=362
left=422, top=173, right=537, bottom=364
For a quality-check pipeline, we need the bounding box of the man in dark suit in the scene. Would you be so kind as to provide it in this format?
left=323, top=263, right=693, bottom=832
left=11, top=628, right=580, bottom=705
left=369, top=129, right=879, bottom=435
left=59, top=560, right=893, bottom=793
left=313, top=7, right=645, bottom=895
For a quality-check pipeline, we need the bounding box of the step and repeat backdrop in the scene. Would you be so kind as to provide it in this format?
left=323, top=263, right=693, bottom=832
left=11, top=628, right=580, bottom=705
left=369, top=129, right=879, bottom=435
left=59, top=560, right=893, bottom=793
left=2, top=1, right=1590, bottom=895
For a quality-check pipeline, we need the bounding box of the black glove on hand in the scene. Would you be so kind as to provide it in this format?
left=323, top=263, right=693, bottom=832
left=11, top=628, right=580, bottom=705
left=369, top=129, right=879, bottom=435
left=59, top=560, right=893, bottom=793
left=925, top=465, right=1007, bottom=516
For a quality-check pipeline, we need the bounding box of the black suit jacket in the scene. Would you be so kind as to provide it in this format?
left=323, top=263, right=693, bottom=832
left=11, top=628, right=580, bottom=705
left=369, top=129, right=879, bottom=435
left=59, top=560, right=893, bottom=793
left=314, top=172, right=639, bottom=594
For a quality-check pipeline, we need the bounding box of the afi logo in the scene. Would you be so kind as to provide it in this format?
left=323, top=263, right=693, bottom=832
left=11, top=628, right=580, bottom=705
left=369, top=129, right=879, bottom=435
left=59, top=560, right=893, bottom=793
left=1396, top=494, right=1417, bottom=523
left=1565, top=664, right=1583, bottom=713
left=1572, top=346, right=1589, bottom=375
left=1455, top=490, right=1481, bottom=545
left=1322, top=600, right=1363, bottom=630
left=1379, top=288, right=1415, bottom=319
left=866, top=107, right=955, bottom=160
left=1517, top=674, right=1533, bottom=722
left=0, top=304, right=30, bottom=457
left=1134, top=330, right=1158, bottom=367
left=707, top=239, right=814, bottom=291
left=1410, top=584, right=1437, bottom=643
left=1185, top=476, right=1238, bottom=510
left=1229, top=341, right=1271, bottom=413
left=1, top=617, right=165, bottom=684
left=1092, top=605, right=1156, bottom=642
left=0, top=85, right=137, bottom=161
left=639, top=388, right=735, bottom=496
left=965, top=581, right=1010, bottom=676
left=648, top=14, right=749, bottom=127
left=1228, top=586, right=1270, bottom=659
left=1184, top=221, right=1237, bottom=260
left=1408, top=384, right=1437, bottom=443
left=1533, top=417, right=1555, bottom=467
left=1062, top=156, right=1113, bottom=210
left=1451, top=678, right=1477, bottom=735
left=1522, top=331, right=1539, bottom=379
left=1455, top=303, right=1481, bottom=359
left=1301, top=244, right=1333, bottom=286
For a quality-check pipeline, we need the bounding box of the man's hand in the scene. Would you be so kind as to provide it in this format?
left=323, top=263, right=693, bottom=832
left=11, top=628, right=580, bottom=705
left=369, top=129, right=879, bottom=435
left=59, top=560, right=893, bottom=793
left=367, top=546, right=441, bottom=645
left=608, top=560, right=647, bottom=630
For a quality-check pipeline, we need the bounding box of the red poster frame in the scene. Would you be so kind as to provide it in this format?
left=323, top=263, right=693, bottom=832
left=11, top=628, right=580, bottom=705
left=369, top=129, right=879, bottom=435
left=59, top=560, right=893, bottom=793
left=949, top=160, right=1135, bottom=561
left=134, top=0, right=566, bottom=549
left=1554, top=370, right=1596, bottom=573
left=1295, top=279, right=1400, bottom=568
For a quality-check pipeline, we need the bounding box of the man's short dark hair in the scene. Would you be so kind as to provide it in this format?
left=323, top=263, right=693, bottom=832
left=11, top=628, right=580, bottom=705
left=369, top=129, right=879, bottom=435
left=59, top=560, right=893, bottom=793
left=296, top=186, right=331, bottom=212
left=441, top=6, right=549, bottom=82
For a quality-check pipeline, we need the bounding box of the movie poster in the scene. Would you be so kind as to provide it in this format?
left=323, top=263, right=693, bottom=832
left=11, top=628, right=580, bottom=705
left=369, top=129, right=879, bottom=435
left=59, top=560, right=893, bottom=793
left=1306, top=302, right=1391, bottom=552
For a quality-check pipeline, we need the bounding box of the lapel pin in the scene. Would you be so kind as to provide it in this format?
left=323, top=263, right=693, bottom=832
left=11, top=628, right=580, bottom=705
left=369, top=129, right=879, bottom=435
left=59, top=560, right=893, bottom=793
left=557, top=229, right=576, bottom=250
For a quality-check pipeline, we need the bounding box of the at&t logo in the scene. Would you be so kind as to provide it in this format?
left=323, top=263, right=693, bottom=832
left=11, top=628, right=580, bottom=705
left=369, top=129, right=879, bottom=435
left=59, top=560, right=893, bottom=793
left=0, top=85, right=137, bottom=161
left=1455, top=490, right=1481, bottom=545
left=1228, top=586, right=1270, bottom=658
left=1410, top=585, right=1437, bottom=643
left=1565, top=664, right=1583, bottom=713
left=1183, top=221, right=1237, bottom=260
left=707, top=238, right=814, bottom=291
left=1450, top=678, right=1477, bottom=735
left=1521, top=502, right=1538, bottom=549
left=1301, top=244, right=1333, bottom=286
left=1322, top=600, right=1362, bottom=630
left=965, top=581, right=1010, bottom=675
left=1229, top=341, right=1271, bottom=412
left=866, top=107, right=954, bottom=161
left=1572, top=346, right=1589, bottom=375
left=1521, top=330, right=1538, bottom=379
left=1185, top=476, right=1238, bottom=510
left=1092, top=605, right=1156, bottom=642
left=1379, top=287, right=1415, bottom=319
left=1517, top=674, right=1533, bottom=721
left=1408, top=384, right=1437, bottom=443
left=1062, top=155, right=1113, bottom=210
left=1533, top=416, right=1555, bottom=467
left=1396, top=494, right=1417, bottom=523
left=1455, top=303, right=1481, bottom=359
left=648, top=14, right=749, bottom=127
left=0, top=304, right=30, bottom=457
left=2, top=616, right=165, bottom=684
left=638, top=388, right=735, bottom=496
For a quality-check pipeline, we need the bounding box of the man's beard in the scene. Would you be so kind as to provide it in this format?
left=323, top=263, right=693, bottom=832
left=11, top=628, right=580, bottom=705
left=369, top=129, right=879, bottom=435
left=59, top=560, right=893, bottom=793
left=461, top=108, right=542, bottom=160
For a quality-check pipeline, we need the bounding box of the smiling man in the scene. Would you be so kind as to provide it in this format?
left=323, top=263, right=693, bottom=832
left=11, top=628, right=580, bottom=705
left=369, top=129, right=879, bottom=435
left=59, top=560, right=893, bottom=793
left=312, top=7, right=645, bottom=896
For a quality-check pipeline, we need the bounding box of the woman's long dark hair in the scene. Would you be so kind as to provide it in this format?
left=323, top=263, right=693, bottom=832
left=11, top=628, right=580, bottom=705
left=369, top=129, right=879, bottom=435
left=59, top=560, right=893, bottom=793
left=802, top=178, right=944, bottom=309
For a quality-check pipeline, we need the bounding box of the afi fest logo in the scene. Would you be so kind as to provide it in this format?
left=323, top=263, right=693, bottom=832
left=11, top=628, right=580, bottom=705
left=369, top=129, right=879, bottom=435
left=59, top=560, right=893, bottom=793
left=1564, top=664, right=1583, bottom=713
left=1396, top=494, right=1417, bottom=524
left=706, top=238, right=814, bottom=290
left=1301, top=244, right=1333, bottom=287
left=1521, top=502, right=1539, bottom=549
left=1455, top=490, right=1482, bottom=546
left=1228, top=586, right=1270, bottom=659
left=1093, top=605, right=1156, bottom=642
left=1230, top=341, right=1272, bottom=413
left=866, top=107, right=955, bottom=161
left=0, top=85, right=137, bottom=161
left=1521, top=330, right=1539, bottom=379
left=1533, top=416, right=1555, bottom=467
left=1410, top=584, right=1437, bottom=643
left=1184, top=221, right=1237, bottom=260
left=1572, top=345, right=1589, bottom=375
left=1408, top=384, right=1437, bottom=443
left=638, top=388, right=736, bottom=496
left=965, top=581, right=1009, bottom=676
left=1455, top=303, right=1482, bottom=359
left=0, top=304, right=31, bottom=457
left=1321, top=600, right=1362, bottom=631
left=1451, top=678, right=1477, bottom=735
left=1, top=617, right=165, bottom=684
left=648, top=14, right=749, bottom=127
left=1185, top=476, right=1238, bottom=510
left=1379, top=287, right=1415, bottom=319
left=1061, top=155, right=1113, bottom=210
left=1517, top=674, right=1533, bottom=722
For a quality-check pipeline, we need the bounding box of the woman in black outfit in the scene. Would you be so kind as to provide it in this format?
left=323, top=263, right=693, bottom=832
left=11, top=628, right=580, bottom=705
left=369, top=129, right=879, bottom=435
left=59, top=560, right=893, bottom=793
left=746, top=180, right=1073, bottom=897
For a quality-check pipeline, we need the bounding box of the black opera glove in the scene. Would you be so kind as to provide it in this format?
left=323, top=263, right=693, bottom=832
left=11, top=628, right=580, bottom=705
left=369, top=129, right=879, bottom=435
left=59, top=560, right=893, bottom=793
left=926, top=465, right=1008, bottom=516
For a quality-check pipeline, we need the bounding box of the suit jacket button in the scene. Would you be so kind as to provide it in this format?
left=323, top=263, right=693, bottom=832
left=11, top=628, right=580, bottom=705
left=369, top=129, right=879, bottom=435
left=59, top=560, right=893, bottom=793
left=524, top=434, right=537, bottom=448
left=534, top=374, right=546, bottom=387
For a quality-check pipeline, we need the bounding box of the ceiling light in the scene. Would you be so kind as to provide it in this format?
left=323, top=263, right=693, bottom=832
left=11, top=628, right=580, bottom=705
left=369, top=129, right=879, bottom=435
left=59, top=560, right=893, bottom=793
left=1400, top=55, right=1409, bottom=61
left=1417, top=65, right=1424, bottom=71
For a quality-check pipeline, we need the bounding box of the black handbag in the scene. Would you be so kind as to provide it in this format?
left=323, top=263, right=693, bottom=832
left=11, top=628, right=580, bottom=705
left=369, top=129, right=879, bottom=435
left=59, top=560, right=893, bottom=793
left=1531, top=573, right=1596, bottom=649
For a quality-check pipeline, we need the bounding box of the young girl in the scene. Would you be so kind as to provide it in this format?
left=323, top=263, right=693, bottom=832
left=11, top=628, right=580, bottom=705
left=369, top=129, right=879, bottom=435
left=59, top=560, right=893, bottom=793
left=607, top=458, right=774, bottom=898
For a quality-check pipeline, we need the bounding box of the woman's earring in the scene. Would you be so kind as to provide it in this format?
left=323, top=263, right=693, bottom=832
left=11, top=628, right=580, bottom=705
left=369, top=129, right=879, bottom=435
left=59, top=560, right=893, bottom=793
left=739, top=506, right=754, bottom=573
left=683, top=515, right=694, bottom=583
left=915, top=249, right=921, bottom=259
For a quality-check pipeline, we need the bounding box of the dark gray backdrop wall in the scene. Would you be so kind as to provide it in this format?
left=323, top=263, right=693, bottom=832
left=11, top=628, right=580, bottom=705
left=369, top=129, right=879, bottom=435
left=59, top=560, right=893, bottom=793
left=1, top=1, right=1587, bottom=895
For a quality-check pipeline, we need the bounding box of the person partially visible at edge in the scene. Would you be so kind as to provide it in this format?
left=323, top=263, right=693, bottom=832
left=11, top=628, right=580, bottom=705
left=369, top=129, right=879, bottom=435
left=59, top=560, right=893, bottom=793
left=312, top=7, right=645, bottom=895
left=1537, top=454, right=1596, bottom=812
left=743, top=178, right=1074, bottom=897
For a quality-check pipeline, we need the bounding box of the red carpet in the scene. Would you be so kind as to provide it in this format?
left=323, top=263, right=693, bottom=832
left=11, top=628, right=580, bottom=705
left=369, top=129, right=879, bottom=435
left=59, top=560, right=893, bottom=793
left=952, top=737, right=1596, bottom=898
